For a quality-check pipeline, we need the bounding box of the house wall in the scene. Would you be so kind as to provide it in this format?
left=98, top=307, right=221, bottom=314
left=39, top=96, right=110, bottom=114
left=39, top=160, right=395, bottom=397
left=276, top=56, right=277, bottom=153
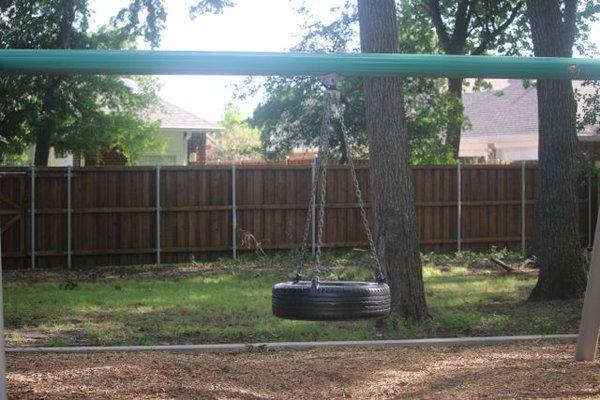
left=137, top=129, right=188, bottom=166
left=26, top=147, right=74, bottom=167
left=136, top=129, right=208, bottom=166
left=188, top=133, right=206, bottom=165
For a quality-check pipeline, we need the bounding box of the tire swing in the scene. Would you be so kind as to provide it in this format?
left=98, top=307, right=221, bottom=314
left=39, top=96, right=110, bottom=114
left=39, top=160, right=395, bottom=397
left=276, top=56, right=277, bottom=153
left=272, top=74, right=391, bottom=321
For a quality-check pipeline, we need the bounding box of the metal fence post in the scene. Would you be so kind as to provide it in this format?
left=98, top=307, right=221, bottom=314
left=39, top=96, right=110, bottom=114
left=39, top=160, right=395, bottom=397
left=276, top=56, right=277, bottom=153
left=30, top=166, right=35, bottom=269
left=588, top=171, right=592, bottom=248
left=66, top=166, right=72, bottom=269
left=521, top=161, right=526, bottom=255
left=231, top=165, right=237, bottom=259
left=155, top=165, right=161, bottom=266
left=311, top=159, right=316, bottom=256
left=457, top=163, right=461, bottom=252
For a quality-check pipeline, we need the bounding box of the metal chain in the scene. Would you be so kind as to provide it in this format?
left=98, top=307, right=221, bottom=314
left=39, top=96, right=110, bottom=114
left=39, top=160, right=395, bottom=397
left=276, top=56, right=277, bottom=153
left=294, top=160, right=316, bottom=280
left=337, top=104, right=385, bottom=282
left=293, top=76, right=384, bottom=283
left=295, top=89, right=337, bottom=281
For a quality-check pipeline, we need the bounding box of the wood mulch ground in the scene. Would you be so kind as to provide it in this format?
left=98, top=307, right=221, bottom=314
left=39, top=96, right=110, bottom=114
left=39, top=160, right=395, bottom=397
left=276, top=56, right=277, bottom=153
left=6, top=341, right=599, bottom=399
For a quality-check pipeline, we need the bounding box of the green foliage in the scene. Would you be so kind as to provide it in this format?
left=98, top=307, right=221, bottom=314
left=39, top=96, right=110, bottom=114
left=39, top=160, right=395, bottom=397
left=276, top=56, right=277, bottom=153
left=209, top=103, right=261, bottom=161
left=424, top=0, right=530, bottom=56
left=576, top=80, right=600, bottom=136
left=247, top=0, right=461, bottom=165
left=573, top=0, right=600, bottom=56
left=0, top=0, right=166, bottom=165
left=0, top=0, right=236, bottom=165
left=112, top=0, right=167, bottom=48
left=113, top=0, right=237, bottom=44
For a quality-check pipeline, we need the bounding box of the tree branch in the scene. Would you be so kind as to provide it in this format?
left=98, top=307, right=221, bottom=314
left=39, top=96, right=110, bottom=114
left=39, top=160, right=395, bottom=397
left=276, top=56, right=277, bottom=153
left=425, top=0, right=452, bottom=52
left=563, top=0, right=577, bottom=52
left=450, top=0, right=472, bottom=53
left=470, top=1, right=524, bottom=56
left=57, top=0, right=76, bottom=49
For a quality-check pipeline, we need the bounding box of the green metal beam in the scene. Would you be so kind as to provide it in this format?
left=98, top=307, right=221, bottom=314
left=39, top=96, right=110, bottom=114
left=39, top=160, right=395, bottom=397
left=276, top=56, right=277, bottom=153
left=0, top=50, right=598, bottom=79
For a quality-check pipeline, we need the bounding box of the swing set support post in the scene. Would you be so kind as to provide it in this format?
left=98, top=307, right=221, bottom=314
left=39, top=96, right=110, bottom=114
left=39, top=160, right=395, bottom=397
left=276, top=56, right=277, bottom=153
left=575, top=210, right=600, bottom=361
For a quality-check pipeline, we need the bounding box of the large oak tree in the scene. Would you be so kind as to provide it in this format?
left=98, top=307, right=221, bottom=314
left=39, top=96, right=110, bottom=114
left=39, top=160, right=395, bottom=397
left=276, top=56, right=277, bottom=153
left=357, top=0, right=428, bottom=321
left=527, top=0, right=588, bottom=300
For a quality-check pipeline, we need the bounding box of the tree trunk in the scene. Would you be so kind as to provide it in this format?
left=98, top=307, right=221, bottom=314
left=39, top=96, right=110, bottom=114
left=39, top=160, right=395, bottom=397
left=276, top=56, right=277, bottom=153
left=357, top=0, right=429, bottom=321
left=33, top=0, right=75, bottom=166
left=528, top=0, right=587, bottom=300
left=34, top=126, right=52, bottom=166
left=34, top=77, right=61, bottom=166
left=446, top=77, right=463, bottom=158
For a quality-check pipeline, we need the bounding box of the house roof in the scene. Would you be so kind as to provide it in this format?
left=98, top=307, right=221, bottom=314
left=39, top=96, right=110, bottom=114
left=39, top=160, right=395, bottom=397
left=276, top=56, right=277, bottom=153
left=462, top=79, right=598, bottom=141
left=149, top=100, right=223, bottom=131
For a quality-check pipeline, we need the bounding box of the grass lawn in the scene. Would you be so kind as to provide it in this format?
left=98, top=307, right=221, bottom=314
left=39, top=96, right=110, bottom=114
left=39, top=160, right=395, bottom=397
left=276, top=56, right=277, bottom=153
left=3, top=251, right=583, bottom=347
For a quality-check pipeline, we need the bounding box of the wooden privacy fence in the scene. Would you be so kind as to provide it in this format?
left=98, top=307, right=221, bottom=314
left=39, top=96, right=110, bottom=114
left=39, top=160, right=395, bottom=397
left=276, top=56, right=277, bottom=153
left=0, top=164, right=595, bottom=269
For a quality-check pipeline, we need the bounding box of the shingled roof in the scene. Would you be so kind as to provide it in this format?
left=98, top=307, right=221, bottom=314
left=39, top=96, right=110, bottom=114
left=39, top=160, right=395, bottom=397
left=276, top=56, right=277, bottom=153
left=149, top=100, right=222, bottom=131
left=462, top=80, right=598, bottom=139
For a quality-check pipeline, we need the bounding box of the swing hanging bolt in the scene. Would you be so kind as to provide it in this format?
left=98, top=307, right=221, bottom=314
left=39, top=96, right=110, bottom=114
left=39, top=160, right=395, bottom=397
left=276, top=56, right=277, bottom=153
left=567, top=64, right=580, bottom=77
left=321, top=72, right=345, bottom=90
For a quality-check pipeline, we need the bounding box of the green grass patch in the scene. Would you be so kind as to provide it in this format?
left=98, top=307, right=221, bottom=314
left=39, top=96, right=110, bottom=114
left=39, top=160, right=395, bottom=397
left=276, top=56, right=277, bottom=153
left=3, top=251, right=581, bottom=347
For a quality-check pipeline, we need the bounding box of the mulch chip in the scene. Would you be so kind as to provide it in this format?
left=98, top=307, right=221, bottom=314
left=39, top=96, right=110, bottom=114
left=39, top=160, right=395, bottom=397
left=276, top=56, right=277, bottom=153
left=6, top=341, right=599, bottom=399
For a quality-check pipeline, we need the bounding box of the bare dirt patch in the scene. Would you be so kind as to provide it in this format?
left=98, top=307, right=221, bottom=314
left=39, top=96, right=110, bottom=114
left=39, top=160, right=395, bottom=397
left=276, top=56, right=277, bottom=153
left=6, top=341, right=599, bottom=399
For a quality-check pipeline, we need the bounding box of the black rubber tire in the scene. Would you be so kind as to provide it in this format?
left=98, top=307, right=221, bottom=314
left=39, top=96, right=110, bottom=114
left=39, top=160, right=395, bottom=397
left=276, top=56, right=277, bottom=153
left=272, top=280, right=391, bottom=321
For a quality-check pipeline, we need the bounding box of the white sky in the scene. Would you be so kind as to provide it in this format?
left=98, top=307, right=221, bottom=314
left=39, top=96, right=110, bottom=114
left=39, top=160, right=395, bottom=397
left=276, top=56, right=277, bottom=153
left=89, top=1, right=600, bottom=123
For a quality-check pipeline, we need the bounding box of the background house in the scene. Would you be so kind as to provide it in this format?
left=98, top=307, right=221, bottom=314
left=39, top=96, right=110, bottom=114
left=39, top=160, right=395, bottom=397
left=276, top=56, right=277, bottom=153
left=37, top=99, right=223, bottom=167
left=135, top=100, right=223, bottom=166
left=459, top=79, right=599, bottom=164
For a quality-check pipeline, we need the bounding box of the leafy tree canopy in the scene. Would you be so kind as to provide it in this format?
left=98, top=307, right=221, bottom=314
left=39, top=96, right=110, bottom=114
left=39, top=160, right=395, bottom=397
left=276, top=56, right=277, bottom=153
left=208, top=103, right=261, bottom=162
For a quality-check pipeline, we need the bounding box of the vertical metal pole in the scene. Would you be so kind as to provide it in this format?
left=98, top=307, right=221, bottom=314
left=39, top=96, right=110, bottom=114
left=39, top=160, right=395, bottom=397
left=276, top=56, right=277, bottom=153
left=521, top=161, right=526, bottom=255
left=155, top=165, right=161, bottom=266
left=66, top=166, right=72, bottom=269
left=231, top=165, right=237, bottom=259
left=575, top=208, right=600, bottom=361
left=311, top=159, right=316, bottom=256
left=457, top=163, right=461, bottom=252
left=588, top=172, right=592, bottom=248
left=30, top=166, right=35, bottom=270
left=0, top=216, right=7, bottom=400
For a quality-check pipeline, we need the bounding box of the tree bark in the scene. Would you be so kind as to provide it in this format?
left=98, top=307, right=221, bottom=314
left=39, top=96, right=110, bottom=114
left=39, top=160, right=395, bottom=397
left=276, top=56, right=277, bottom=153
left=357, top=0, right=429, bottom=321
left=528, top=0, right=587, bottom=300
left=446, top=77, right=463, bottom=158
left=33, top=120, right=53, bottom=166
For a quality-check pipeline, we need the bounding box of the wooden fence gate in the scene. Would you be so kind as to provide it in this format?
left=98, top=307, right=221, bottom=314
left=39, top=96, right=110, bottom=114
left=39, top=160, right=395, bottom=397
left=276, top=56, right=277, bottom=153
left=0, top=172, right=27, bottom=266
